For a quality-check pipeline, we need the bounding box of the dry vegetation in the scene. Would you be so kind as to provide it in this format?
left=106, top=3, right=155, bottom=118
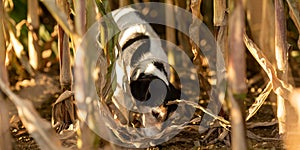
left=0, top=0, right=300, bottom=149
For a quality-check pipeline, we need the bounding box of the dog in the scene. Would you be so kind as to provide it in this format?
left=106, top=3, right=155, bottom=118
left=111, top=7, right=180, bottom=128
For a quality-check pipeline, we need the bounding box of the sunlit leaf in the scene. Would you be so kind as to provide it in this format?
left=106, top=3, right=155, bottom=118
left=40, top=0, right=75, bottom=37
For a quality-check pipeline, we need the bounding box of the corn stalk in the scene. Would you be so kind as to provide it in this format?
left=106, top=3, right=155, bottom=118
left=275, top=0, right=288, bottom=135
left=189, top=0, right=215, bottom=132
left=165, top=0, right=176, bottom=84
left=228, top=0, right=248, bottom=149
left=28, top=0, right=42, bottom=70
left=119, top=0, right=130, bottom=7
left=286, top=89, right=300, bottom=149
left=213, top=0, right=226, bottom=26
left=0, top=0, right=12, bottom=149
left=51, top=0, right=77, bottom=138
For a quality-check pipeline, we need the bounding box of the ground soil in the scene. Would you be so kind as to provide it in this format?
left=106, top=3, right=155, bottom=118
left=6, top=62, right=286, bottom=150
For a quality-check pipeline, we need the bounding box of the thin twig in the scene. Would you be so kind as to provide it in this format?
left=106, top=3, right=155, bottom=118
left=168, top=100, right=230, bottom=126
left=246, top=130, right=280, bottom=141
left=246, top=120, right=278, bottom=129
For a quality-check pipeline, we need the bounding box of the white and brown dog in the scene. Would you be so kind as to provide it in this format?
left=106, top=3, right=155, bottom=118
left=111, top=7, right=180, bottom=128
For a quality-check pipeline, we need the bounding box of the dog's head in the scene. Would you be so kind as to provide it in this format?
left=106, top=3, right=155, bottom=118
left=130, top=60, right=180, bottom=123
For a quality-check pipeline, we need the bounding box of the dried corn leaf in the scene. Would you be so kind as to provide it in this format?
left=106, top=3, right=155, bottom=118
left=286, top=0, right=300, bottom=49
left=0, top=2, right=9, bottom=87
left=5, top=20, right=35, bottom=76
left=0, top=79, right=65, bottom=150
left=52, top=90, right=77, bottom=132
left=287, top=0, right=300, bottom=32
left=246, top=81, right=272, bottom=121
left=243, top=33, right=293, bottom=100
left=41, top=0, right=74, bottom=37
left=54, top=90, right=74, bottom=104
